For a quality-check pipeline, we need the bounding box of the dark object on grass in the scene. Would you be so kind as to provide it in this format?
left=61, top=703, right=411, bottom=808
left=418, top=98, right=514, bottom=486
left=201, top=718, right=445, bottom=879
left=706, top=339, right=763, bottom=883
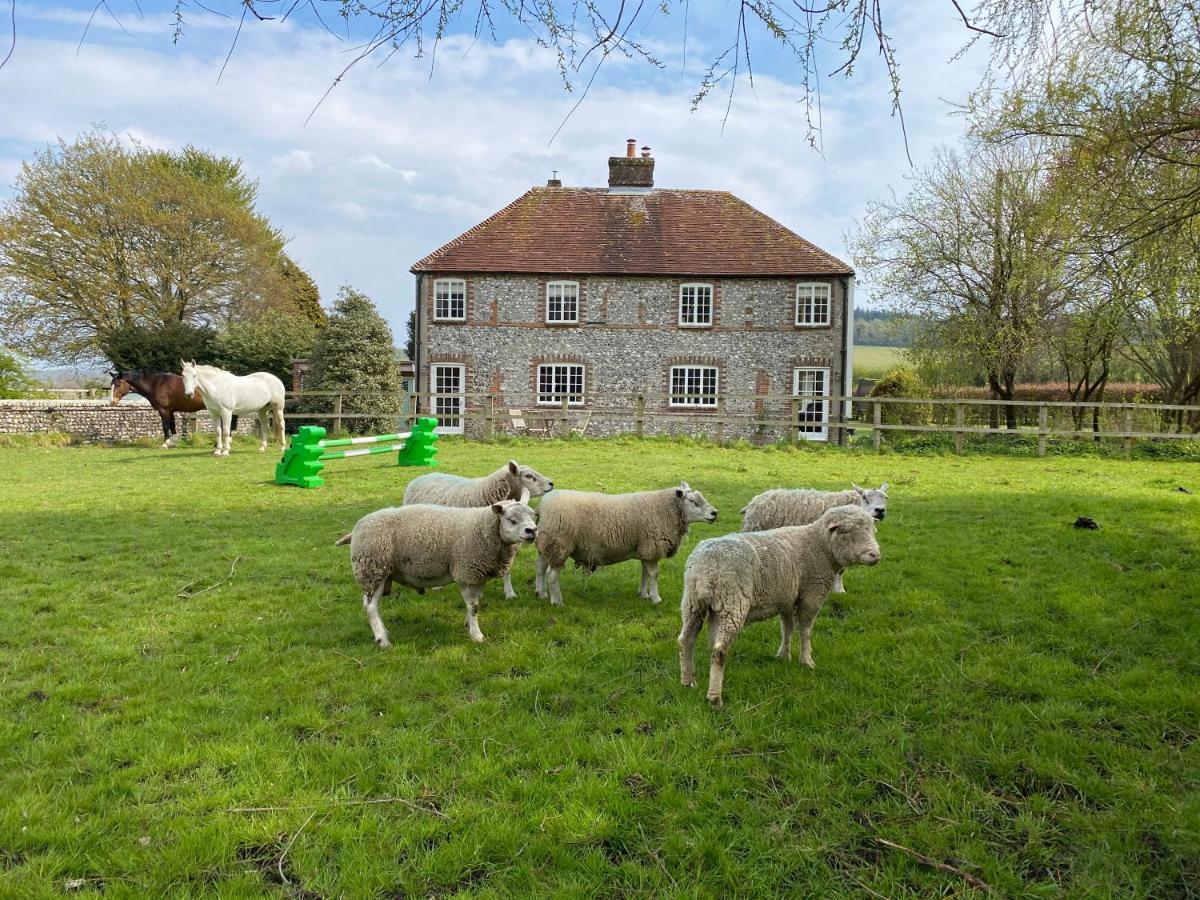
left=1178, top=486, right=1193, bottom=494
left=1073, top=516, right=1100, bottom=530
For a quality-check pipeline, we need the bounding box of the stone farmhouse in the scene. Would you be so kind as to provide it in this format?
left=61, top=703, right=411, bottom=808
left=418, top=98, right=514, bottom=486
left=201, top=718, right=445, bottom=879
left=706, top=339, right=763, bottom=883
left=411, top=141, right=855, bottom=442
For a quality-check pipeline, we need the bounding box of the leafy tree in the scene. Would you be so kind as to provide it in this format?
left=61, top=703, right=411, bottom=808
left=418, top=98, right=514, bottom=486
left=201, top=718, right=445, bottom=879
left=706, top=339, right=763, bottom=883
left=0, top=348, right=33, bottom=399
left=277, top=254, right=326, bottom=327
left=303, top=286, right=402, bottom=434
left=851, top=140, right=1074, bottom=428
left=99, top=323, right=218, bottom=374
left=0, top=130, right=285, bottom=362
left=404, top=309, right=416, bottom=361
left=213, top=317, right=319, bottom=385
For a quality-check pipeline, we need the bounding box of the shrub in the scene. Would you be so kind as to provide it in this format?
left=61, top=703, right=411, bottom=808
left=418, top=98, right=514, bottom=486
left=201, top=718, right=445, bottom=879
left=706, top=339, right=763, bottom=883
left=301, top=286, right=402, bottom=434
left=100, top=323, right=217, bottom=373
left=212, top=317, right=318, bottom=385
left=869, top=365, right=933, bottom=425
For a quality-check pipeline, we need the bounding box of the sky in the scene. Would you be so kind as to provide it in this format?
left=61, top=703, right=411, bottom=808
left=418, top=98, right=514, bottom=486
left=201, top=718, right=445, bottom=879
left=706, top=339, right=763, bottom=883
left=0, top=0, right=992, bottom=350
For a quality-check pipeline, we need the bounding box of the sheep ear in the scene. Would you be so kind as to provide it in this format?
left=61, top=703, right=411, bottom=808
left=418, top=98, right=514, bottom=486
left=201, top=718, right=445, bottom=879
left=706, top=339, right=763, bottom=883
left=879, top=482, right=889, bottom=492
left=508, top=460, right=519, bottom=475
left=675, top=488, right=684, bottom=498
left=852, top=484, right=866, bottom=496
left=491, top=503, right=505, bottom=515
left=828, top=520, right=844, bottom=534
left=519, top=487, right=530, bottom=504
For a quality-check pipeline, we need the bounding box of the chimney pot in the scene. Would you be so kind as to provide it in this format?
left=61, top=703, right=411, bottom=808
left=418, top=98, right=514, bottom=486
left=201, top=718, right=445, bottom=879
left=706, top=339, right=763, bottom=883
left=640, top=145, right=651, bottom=159
left=626, top=138, right=636, bottom=158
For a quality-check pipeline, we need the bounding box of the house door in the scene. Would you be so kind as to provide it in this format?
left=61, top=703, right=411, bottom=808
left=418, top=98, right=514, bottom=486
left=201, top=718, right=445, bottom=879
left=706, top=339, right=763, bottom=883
left=793, top=367, right=830, bottom=441
left=431, top=364, right=465, bottom=435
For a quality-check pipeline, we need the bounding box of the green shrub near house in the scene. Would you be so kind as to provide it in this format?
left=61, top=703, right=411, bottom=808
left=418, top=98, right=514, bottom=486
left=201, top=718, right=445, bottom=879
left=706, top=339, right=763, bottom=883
left=869, top=364, right=933, bottom=425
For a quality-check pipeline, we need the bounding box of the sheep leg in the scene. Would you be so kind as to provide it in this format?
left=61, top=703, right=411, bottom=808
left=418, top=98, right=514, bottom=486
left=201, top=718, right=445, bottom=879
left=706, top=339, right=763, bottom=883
left=503, top=569, right=517, bottom=600
left=678, top=608, right=706, bottom=688
left=639, top=561, right=662, bottom=604
left=461, top=584, right=485, bottom=643
left=706, top=615, right=743, bottom=708
left=797, top=590, right=828, bottom=669
left=777, top=609, right=795, bottom=660
left=363, top=582, right=391, bottom=648
left=547, top=564, right=564, bottom=607
left=833, top=570, right=845, bottom=594
left=534, top=556, right=547, bottom=598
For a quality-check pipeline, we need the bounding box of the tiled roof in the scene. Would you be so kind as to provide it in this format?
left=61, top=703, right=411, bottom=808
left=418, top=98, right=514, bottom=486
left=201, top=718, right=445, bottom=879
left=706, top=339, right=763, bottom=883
left=410, top=188, right=853, bottom=276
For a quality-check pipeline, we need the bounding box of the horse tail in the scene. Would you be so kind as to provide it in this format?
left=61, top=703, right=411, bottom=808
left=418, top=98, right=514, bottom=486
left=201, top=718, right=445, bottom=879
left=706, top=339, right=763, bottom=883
left=334, top=533, right=352, bottom=547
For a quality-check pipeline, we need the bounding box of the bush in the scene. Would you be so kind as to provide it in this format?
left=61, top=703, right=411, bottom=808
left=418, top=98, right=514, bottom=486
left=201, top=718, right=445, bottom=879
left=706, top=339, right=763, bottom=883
left=100, top=323, right=217, bottom=373
left=212, top=317, right=318, bottom=385
left=869, top=365, right=933, bottom=426
left=301, top=286, right=402, bottom=434
left=0, top=348, right=34, bottom=398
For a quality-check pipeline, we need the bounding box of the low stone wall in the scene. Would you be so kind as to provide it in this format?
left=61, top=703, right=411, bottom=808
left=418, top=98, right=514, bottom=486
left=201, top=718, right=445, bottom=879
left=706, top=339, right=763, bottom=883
left=0, top=399, right=249, bottom=442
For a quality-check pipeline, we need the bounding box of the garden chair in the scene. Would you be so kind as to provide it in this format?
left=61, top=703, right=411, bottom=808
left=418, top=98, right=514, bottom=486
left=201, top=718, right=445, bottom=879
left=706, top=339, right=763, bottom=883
left=509, top=408, right=551, bottom=437
left=569, top=411, right=592, bottom=436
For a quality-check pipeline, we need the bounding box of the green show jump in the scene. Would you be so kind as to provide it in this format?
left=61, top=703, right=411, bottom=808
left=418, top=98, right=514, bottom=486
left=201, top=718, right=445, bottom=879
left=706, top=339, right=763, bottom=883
left=274, top=417, right=439, bottom=488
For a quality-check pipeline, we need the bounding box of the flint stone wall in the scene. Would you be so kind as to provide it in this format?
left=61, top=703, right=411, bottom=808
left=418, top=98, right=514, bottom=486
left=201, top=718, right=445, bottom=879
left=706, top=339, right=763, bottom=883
left=0, top=399, right=250, bottom=442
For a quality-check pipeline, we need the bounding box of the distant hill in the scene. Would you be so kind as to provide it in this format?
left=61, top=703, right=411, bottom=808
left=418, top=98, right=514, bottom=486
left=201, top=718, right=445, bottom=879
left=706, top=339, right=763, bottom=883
left=854, top=310, right=922, bottom=347
left=29, top=365, right=110, bottom=388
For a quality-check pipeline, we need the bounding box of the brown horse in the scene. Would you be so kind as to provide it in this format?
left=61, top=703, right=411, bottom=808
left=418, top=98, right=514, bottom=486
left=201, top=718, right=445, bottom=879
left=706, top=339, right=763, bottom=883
left=109, top=369, right=236, bottom=448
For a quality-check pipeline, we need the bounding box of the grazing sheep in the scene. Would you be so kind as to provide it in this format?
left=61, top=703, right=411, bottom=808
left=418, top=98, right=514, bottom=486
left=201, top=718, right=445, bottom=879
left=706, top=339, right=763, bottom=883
left=336, top=500, right=538, bottom=647
left=679, top=505, right=881, bottom=707
left=534, top=482, right=718, bottom=606
left=740, top=483, right=888, bottom=593
left=403, top=460, right=554, bottom=598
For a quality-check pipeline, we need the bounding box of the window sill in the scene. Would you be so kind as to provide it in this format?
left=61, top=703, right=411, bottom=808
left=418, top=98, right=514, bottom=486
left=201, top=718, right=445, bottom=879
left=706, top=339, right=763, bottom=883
left=677, top=323, right=714, bottom=329
left=544, top=321, right=580, bottom=327
left=793, top=323, right=832, bottom=330
left=433, top=317, right=468, bottom=324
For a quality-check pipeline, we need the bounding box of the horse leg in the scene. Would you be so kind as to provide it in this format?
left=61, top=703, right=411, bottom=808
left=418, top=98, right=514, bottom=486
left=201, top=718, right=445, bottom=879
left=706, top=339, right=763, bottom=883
left=210, top=410, right=223, bottom=456
left=272, top=398, right=285, bottom=446
left=256, top=408, right=269, bottom=452
left=159, top=412, right=172, bottom=449
left=221, top=409, right=233, bottom=455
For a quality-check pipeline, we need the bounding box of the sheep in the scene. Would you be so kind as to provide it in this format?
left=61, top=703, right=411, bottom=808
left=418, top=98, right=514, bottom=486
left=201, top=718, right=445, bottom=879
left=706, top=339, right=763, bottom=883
left=403, top=460, right=554, bottom=599
left=740, top=483, right=888, bottom=594
left=534, top=482, right=718, bottom=606
left=335, top=500, right=538, bottom=647
left=679, top=505, right=882, bottom=707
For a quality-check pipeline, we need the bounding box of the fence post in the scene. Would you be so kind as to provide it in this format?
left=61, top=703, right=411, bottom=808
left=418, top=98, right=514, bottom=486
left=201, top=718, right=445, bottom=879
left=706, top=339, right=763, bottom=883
left=955, top=404, right=965, bottom=455
left=560, top=395, right=569, bottom=435
left=635, top=394, right=645, bottom=438
left=872, top=402, right=882, bottom=452
left=332, top=393, right=343, bottom=434
left=487, top=393, right=495, bottom=438
left=790, top=398, right=800, bottom=446
left=1124, top=406, right=1134, bottom=458
left=1037, top=404, right=1048, bottom=458
left=716, top=394, right=726, bottom=444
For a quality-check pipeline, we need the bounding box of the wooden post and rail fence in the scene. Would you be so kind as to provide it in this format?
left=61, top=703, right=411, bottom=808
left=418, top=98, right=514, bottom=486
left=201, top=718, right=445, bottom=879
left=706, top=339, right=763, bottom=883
left=270, top=389, right=1200, bottom=457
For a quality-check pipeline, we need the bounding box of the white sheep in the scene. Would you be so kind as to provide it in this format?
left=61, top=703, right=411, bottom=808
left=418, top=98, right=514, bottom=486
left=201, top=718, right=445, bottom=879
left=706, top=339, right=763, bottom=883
left=403, top=460, right=554, bottom=599
left=534, top=482, right=718, bottom=606
left=679, top=505, right=881, bottom=707
left=335, top=500, right=538, bottom=647
left=740, top=483, right=888, bottom=593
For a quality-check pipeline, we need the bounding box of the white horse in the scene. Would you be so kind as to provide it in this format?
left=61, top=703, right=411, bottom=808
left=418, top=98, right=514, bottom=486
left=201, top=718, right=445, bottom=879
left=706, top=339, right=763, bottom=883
left=180, top=361, right=286, bottom=456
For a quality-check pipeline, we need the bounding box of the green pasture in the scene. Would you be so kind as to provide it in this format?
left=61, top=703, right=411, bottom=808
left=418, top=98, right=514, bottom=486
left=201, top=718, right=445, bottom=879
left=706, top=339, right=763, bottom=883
left=1, top=436, right=1197, bottom=897
left=853, top=345, right=907, bottom=381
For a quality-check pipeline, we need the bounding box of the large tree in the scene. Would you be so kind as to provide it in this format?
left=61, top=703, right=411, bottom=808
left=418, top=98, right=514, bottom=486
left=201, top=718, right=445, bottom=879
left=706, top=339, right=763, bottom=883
left=0, top=131, right=293, bottom=362
left=850, top=140, right=1074, bottom=427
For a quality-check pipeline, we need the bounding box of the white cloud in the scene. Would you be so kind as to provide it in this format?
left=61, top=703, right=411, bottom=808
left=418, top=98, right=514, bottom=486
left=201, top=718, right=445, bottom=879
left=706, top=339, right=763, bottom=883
left=0, top=0, right=990, bottom=342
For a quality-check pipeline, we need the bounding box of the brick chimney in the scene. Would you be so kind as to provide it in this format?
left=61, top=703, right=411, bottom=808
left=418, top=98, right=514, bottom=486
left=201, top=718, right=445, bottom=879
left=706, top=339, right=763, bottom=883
left=608, top=139, right=654, bottom=190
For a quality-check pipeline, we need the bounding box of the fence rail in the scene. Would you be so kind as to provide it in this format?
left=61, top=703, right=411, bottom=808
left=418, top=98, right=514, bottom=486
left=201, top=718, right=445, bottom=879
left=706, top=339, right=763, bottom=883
left=274, top=389, right=1200, bottom=456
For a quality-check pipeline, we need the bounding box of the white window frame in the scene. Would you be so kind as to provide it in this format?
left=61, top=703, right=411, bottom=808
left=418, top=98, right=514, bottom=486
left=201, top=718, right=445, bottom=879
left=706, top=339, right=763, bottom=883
left=795, top=282, right=831, bottom=327
left=536, top=363, right=586, bottom=406
left=678, top=283, right=714, bottom=327
left=545, top=281, right=580, bottom=324
left=793, top=367, right=830, bottom=441
left=669, top=365, right=719, bottom=408
left=430, top=363, right=465, bottom=434
left=433, top=278, right=466, bottom=322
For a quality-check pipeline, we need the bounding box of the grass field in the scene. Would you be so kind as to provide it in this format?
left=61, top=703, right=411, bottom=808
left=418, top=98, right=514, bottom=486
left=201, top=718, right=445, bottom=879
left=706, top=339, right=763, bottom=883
left=2, top=436, right=1198, bottom=897
left=853, top=345, right=907, bottom=380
